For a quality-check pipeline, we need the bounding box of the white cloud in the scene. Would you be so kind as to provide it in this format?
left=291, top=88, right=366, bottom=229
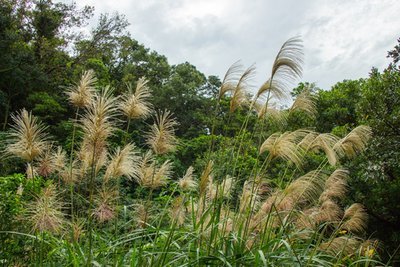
left=300, top=0, right=400, bottom=87
left=61, top=0, right=400, bottom=90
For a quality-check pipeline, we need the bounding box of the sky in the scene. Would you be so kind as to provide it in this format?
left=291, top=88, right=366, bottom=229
left=61, top=0, right=400, bottom=90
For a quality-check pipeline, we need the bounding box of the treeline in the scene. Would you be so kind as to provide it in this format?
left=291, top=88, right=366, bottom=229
left=0, top=0, right=399, bottom=262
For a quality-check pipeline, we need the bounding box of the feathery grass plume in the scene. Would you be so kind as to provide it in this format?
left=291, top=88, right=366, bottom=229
left=79, top=86, right=118, bottom=181
left=259, top=129, right=310, bottom=167
left=252, top=193, right=285, bottom=229
left=80, top=86, right=118, bottom=161
left=239, top=181, right=260, bottom=213
left=78, top=146, right=108, bottom=178
left=252, top=100, right=268, bottom=118
left=66, top=69, right=97, bottom=108
left=206, top=175, right=217, bottom=201
left=52, top=146, right=78, bottom=184
left=103, top=143, right=139, bottom=183
left=134, top=150, right=153, bottom=186
left=341, top=203, right=368, bottom=234
left=219, top=217, right=234, bottom=237
left=151, top=160, right=173, bottom=189
left=146, top=110, right=178, bottom=155
left=295, top=207, right=319, bottom=229
left=308, top=133, right=341, bottom=166
left=257, top=201, right=291, bottom=226
left=229, top=64, right=256, bottom=112
left=320, top=236, right=361, bottom=256
left=25, top=184, right=64, bottom=233
left=255, top=37, right=304, bottom=101
left=36, top=144, right=55, bottom=177
left=253, top=100, right=288, bottom=126
left=298, top=131, right=318, bottom=149
left=16, top=183, right=24, bottom=195
left=254, top=178, right=271, bottom=196
left=26, top=163, right=38, bottom=179
left=135, top=151, right=172, bottom=189
left=258, top=190, right=287, bottom=214
left=270, top=36, right=303, bottom=84
left=207, top=175, right=235, bottom=200
left=256, top=171, right=326, bottom=229
left=218, top=60, right=243, bottom=99
left=319, top=169, right=349, bottom=203
left=170, top=196, right=186, bottom=226
left=178, top=166, right=197, bottom=191
left=334, top=125, right=372, bottom=159
left=7, top=109, right=48, bottom=162
left=134, top=202, right=150, bottom=228
left=71, top=219, right=85, bottom=242
left=94, top=188, right=118, bottom=223
left=290, top=87, right=317, bottom=118
left=59, top=166, right=79, bottom=184
left=120, top=77, right=153, bottom=119
left=52, top=146, right=67, bottom=170
left=255, top=79, right=286, bottom=102
left=199, top=160, right=213, bottom=197
left=217, top=206, right=234, bottom=235
left=284, top=170, right=326, bottom=207
left=315, top=199, right=343, bottom=225
left=220, top=175, right=234, bottom=199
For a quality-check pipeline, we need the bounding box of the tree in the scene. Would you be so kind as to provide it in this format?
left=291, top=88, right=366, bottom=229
left=387, top=37, right=400, bottom=69
left=315, top=79, right=363, bottom=133
left=154, top=62, right=210, bottom=138
left=350, top=65, right=400, bottom=259
left=0, top=0, right=93, bottom=131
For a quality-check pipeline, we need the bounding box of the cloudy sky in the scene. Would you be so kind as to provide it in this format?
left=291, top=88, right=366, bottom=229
left=62, top=0, right=400, bottom=90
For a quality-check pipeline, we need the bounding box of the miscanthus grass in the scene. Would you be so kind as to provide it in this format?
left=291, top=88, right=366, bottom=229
left=0, top=38, right=387, bottom=266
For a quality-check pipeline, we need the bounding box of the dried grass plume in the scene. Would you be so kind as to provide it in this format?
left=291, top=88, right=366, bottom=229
left=66, top=69, right=97, bottom=108
left=120, top=77, right=153, bottom=119
left=146, top=110, right=178, bottom=155
left=25, top=184, right=64, bottom=233
left=7, top=109, right=48, bottom=162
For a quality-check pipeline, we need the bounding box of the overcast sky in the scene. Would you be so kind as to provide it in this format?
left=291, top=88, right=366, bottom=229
left=62, top=0, right=400, bottom=90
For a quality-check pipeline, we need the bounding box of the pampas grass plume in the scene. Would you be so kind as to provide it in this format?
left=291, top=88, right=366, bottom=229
left=25, top=184, right=64, bottom=233
left=120, top=77, right=153, bottom=119
left=104, top=143, right=139, bottom=183
left=66, top=69, right=97, bottom=108
left=178, top=166, right=197, bottom=191
left=146, top=110, right=178, bottom=155
left=7, top=109, right=48, bottom=162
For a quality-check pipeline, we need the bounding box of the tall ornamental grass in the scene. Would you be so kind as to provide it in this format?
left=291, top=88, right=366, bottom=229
left=0, top=37, right=387, bottom=266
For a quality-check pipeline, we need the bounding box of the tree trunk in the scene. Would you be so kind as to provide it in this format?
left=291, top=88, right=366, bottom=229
left=3, top=97, right=10, bottom=130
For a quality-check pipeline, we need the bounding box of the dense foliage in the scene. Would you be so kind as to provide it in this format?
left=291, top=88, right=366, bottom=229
left=0, top=0, right=399, bottom=265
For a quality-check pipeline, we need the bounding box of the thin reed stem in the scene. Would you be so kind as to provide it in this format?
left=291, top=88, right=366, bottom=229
left=87, top=143, right=97, bottom=267
left=207, top=100, right=221, bottom=157
left=69, top=107, right=79, bottom=222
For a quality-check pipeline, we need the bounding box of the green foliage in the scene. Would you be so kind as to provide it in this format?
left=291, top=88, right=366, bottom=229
left=357, top=67, right=400, bottom=134
left=27, top=92, right=67, bottom=124
left=311, top=43, right=400, bottom=262
left=316, top=79, right=363, bottom=132
left=0, top=0, right=93, bottom=134
left=350, top=66, right=400, bottom=260
left=154, top=62, right=210, bottom=138
left=0, top=174, right=24, bottom=227
left=0, top=173, right=46, bottom=263
left=0, top=1, right=397, bottom=265
left=116, top=36, right=171, bottom=89
left=84, top=58, right=111, bottom=87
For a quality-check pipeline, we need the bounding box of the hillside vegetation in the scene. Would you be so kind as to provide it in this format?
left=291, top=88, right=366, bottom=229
left=1, top=1, right=399, bottom=266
